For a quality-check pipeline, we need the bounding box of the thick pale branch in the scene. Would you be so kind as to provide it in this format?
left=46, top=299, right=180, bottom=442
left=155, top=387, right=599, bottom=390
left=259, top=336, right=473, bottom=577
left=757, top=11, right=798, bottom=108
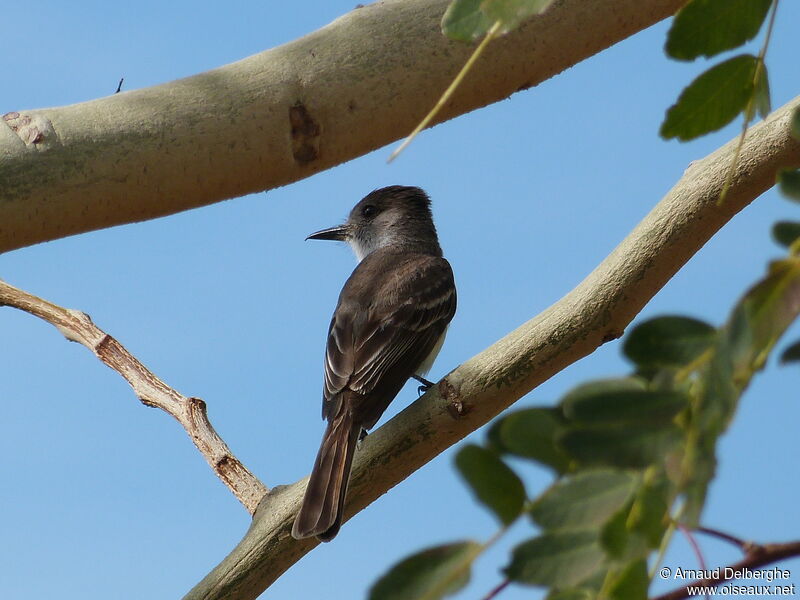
left=185, top=98, right=800, bottom=600
left=0, top=0, right=684, bottom=253
left=0, top=279, right=267, bottom=513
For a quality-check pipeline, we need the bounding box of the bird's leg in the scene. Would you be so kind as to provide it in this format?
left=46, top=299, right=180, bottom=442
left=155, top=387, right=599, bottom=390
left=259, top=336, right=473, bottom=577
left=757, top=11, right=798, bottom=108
left=412, top=374, right=435, bottom=396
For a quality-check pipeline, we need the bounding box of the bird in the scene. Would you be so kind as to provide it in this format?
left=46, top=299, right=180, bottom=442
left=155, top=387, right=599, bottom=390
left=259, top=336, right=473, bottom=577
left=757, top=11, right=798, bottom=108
left=291, top=185, right=457, bottom=542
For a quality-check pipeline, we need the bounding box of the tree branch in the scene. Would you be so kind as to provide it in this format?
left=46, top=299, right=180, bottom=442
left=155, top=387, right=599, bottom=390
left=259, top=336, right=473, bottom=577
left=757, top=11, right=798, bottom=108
left=652, top=540, right=800, bottom=600
left=0, top=0, right=684, bottom=253
left=184, top=95, right=800, bottom=598
left=0, top=279, right=267, bottom=514
left=695, top=526, right=755, bottom=553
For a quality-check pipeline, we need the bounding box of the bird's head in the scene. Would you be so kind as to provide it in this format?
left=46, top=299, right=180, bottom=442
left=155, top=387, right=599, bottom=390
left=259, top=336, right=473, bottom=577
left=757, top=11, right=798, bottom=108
left=306, top=186, right=440, bottom=261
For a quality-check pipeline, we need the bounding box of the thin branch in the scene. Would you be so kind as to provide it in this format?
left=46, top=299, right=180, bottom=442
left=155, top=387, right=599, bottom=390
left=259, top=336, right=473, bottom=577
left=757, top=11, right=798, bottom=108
left=652, top=540, right=800, bottom=600
left=185, top=97, right=800, bottom=600
left=0, top=279, right=267, bottom=514
left=678, top=525, right=710, bottom=600
left=387, top=20, right=502, bottom=163
left=695, top=526, right=754, bottom=553
left=481, top=578, right=511, bottom=600
left=719, top=0, right=781, bottom=202
left=680, top=525, right=709, bottom=573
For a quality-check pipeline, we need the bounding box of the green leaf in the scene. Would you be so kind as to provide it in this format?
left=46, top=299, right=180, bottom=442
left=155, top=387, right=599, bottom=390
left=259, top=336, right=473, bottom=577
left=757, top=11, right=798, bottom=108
left=369, top=541, right=482, bottom=600
left=727, top=257, right=800, bottom=376
left=559, top=424, right=683, bottom=469
left=752, top=62, right=771, bottom=119
left=680, top=439, right=717, bottom=526
left=781, top=339, right=800, bottom=364
left=661, top=54, right=758, bottom=141
left=455, top=444, right=525, bottom=525
left=441, top=0, right=493, bottom=42
left=608, top=559, right=649, bottom=600
left=772, top=221, right=800, bottom=248
left=665, top=0, right=772, bottom=60
left=628, top=469, right=672, bottom=548
left=488, top=407, right=571, bottom=473
left=564, top=390, right=688, bottom=425
left=481, top=0, right=555, bottom=35
left=624, top=316, right=716, bottom=369
left=599, top=506, right=649, bottom=561
left=547, top=589, right=594, bottom=600
left=599, top=508, right=629, bottom=559
left=560, top=378, right=688, bottom=432
left=505, top=531, right=605, bottom=587
left=779, top=169, right=800, bottom=202
left=530, top=470, right=639, bottom=531
left=563, top=378, right=646, bottom=400
left=682, top=344, right=734, bottom=525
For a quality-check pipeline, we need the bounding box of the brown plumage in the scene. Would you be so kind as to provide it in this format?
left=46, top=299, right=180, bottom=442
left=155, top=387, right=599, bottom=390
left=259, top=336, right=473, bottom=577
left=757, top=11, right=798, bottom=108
left=292, top=187, right=456, bottom=541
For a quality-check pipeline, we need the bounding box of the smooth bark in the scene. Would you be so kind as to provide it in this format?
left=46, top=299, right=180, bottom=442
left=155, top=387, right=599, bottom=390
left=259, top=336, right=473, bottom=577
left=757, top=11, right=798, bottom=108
left=0, top=0, right=683, bottom=253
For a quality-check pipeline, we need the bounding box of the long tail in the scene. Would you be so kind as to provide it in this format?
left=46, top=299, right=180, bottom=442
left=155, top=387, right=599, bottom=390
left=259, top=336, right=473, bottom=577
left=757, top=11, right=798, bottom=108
left=292, top=408, right=360, bottom=542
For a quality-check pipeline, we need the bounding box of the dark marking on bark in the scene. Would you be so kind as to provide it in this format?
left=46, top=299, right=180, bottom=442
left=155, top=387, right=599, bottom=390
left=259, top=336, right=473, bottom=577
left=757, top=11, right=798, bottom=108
left=440, top=378, right=471, bottom=419
left=94, top=333, right=114, bottom=351
left=601, top=329, right=623, bottom=343
left=289, top=102, right=321, bottom=164
left=188, top=396, right=207, bottom=410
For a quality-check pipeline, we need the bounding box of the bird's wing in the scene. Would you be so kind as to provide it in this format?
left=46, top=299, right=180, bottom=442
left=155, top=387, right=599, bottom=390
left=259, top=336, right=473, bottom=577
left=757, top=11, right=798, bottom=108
left=322, top=254, right=456, bottom=424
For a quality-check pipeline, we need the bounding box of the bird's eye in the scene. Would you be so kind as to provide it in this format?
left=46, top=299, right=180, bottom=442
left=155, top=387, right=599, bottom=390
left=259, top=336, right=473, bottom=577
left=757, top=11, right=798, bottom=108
left=361, top=204, right=377, bottom=218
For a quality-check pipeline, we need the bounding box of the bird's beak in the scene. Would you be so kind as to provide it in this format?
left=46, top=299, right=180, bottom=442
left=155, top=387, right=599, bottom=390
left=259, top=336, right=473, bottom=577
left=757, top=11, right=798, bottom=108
left=306, top=224, right=349, bottom=242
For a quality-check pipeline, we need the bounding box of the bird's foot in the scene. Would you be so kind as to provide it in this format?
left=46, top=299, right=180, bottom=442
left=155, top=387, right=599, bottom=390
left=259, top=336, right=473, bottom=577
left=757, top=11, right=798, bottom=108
left=412, top=375, right=435, bottom=396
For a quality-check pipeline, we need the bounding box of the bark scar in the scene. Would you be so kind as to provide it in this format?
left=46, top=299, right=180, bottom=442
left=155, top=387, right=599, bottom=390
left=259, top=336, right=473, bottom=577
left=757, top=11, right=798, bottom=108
left=3, top=111, right=57, bottom=148
left=439, top=377, right=471, bottom=419
left=289, top=102, right=321, bottom=164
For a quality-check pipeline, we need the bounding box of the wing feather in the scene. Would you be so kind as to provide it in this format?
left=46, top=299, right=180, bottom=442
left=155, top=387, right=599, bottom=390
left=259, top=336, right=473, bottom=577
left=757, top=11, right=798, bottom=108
left=321, top=252, right=456, bottom=425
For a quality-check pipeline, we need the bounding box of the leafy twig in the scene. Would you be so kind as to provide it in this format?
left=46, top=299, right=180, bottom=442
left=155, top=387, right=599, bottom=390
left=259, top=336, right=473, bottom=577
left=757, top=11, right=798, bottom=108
left=718, top=0, right=781, bottom=203
left=387, top=20, right=501, bottom=163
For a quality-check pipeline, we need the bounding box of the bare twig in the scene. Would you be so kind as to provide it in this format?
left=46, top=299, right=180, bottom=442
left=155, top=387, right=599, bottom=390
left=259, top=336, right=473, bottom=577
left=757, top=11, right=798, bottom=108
left=678, top=525, right=710, bottom=600
left=0, top=279, right=267, bottom=514
left=695, top=526, right=755, bottom=553
left=481, top=578, right=511, bottom=600
left=652, top=540, right=800, bottom=600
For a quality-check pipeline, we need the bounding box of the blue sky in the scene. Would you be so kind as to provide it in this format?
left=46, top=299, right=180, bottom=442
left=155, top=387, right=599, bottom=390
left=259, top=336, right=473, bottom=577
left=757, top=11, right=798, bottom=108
left=1, top=2, right=799, bottom=599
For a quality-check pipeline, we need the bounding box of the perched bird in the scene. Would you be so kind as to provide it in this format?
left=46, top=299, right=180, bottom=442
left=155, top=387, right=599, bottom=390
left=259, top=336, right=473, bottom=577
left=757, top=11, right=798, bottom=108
left=291, top=186, right=457, bottom=541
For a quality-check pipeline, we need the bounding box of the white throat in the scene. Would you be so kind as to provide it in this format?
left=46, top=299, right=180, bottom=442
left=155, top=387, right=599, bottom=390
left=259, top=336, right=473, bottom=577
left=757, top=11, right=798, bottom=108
left=349, top=235, right=379, bottom=262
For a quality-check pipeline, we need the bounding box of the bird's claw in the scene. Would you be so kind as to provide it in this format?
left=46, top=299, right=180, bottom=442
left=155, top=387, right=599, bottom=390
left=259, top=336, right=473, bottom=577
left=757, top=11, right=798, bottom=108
left=412, top=375, right=435, bottom=396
